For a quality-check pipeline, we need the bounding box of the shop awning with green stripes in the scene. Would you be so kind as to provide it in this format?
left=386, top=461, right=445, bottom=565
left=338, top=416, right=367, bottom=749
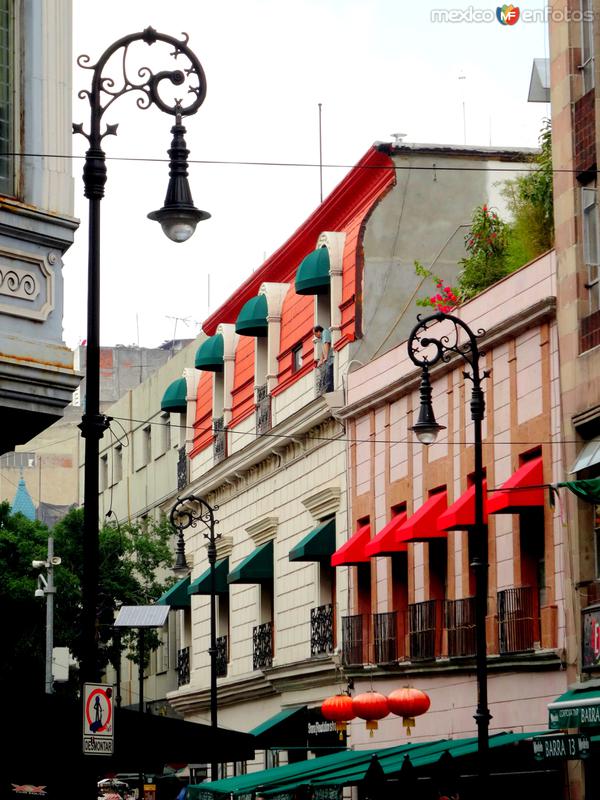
left=289, top=518, right=335, bottom=563
left=160, top=377, right=188, bottom=413
left=156, top=575, right=191, bottom=609
left=195, top=333, right=224, bottom=371
left=249, top=705, right=308, bottom=748
left=228, top=540, right=273, bottom=584
left=235, top=294, right=268, bottom=337
left=549, top=686, right=600, bottom=729
left=188, top=558, right=230, bottom=596
left=295, top=247, right=331, bottom=295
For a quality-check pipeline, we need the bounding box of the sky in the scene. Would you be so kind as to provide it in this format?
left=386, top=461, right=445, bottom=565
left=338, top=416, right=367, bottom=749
left=64, top=0, right=551, bottom=349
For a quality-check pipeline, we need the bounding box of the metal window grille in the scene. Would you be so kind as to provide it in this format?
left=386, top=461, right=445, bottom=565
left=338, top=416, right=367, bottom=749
left=177, top=645, right=190, bottom=686
left=341, top=613, right=366, bottom=666
left=176, top=445, right=188, bottom=490
left=373, top=611, right=398, bottom=664
left=213, top=416, right=226, bottom=462
left=408, top=599, right=443, bottom=660
left=252, top=621, right=273, bottom=670
left=0, top=0, right=13, bottom=195
left=216, top=634, right=228, bottom=677
left=497, top=586, right=536, bottom=654
left=445, top=597, right=477, bottom=657
left=256, top=383, right=271, bottom=434
left=310, top=603, right=334, bottom=657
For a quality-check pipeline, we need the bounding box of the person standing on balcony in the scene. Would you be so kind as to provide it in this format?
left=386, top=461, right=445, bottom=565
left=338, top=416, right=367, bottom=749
left=314, top=324, right=334, bottom=391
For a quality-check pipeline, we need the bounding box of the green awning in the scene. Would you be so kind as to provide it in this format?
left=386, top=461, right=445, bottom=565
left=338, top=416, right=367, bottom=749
left=195, top=334, right=224, bottom=371
left=156, top=575, right=191, bottom=609
left=289, top=519, right=335, bottom=563
left=235, top=294, right=268, bottom=337
left=249, top=706, right=307, bottom=748
left=295, top=247, right=331, bottom=295
left=558, top=478, right=600, bottom=505
left=160, top=377, right=188, bottom=413
left=188, top=558, right=230, bottom=596
left=549, top=686, right=600, bottom=729
left=228, top=540, right=273, bottom=584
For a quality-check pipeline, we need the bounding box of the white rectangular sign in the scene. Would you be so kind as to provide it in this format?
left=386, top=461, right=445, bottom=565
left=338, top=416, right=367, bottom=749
left=82, top=682, right=114, bottom=756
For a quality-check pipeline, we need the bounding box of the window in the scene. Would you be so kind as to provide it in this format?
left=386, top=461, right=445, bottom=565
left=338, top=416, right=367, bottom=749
left=581, top=0, right=595, bottom=93
left=594, top=504, right=600, bottom=579
left=583, top=187, right=600, bottom=314
left=156, top=626, right=169, bottom=673
left=0, top=0, right=14, bottom=196
left=100, top=454, right=108, bottom=492
left=292, top=343, right=303, bottom=373
left=161, top=412, right=171, bottom=454
left=143, top=425, right=152, bottom=465
left=114, top=444, right=123, bottom=483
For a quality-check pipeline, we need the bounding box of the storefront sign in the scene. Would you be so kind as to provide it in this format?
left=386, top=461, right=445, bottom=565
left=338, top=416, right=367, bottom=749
left=306, top=708, right=346, bottom=750
left=533, top=734, right=590, bottom=761
left=549, top=700, right=600, bottom=729
left=582, top=606, right=600, bottom=671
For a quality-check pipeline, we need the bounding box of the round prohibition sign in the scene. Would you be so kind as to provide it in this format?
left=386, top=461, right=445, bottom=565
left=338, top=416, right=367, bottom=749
left=85, top=687, right=112, bottom=733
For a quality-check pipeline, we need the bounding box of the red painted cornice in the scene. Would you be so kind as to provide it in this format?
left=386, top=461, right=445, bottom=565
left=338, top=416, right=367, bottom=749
left=202, top=145, right=395, bottom=335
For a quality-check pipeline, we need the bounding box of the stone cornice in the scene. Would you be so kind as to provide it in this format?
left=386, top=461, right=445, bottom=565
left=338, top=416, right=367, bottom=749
left=245, top=516, right=279, bottom=545
left=338, top=297, right=556, bottom=421
left=301, top=487, right=342, bottom=520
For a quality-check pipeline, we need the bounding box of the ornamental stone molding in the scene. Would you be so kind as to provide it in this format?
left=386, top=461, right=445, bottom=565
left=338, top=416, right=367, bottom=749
left=245, top=516, right=278, bottom=546
left=213, top=534, right=233, bottom=560
left=316, top=231, right=346, bottom=276
left=301, top=486, right=342, bottom=520
left=0, top=247, right=56, bottom=321
left=259, top=282, right=289, bottom=321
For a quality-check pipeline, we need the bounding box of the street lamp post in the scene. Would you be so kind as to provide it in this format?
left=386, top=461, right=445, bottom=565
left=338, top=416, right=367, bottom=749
left=170, top=494, right=220, bottom=782
left=407, top=311, right=491, bottom=794
left=75, top=28, right=210, bottom=687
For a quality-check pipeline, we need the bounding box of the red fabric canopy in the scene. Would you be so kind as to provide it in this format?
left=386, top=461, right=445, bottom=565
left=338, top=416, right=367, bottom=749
left=437, top=481, right=488, bottom=531
left=396, top=492, right=448, bottom=543
left=487, top=456, right=544, bottom=514
left=331, top=523, right=371, bottom=567
left=365, top=513, right=408, bottom=557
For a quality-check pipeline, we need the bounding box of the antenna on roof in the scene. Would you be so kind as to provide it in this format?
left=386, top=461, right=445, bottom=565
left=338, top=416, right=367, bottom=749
left=318, top=103, right=323, bottom=203
left=458, top=72, right=467, bottom=145
left=391, top=132, right=407, bottom=146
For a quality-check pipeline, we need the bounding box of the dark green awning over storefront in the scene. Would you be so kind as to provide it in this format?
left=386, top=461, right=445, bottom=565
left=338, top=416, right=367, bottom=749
left=188, top=558, right=230, bottom=595
left=156, top=575, right=191, bottom=609
left=228, top=540, right=273, bottom=584
left=195, top=334, right=224, bottom=371
left=235, top=294, right=268, bottom=337
left=289, top=518, right=335, bottom=563
left=295, top=247, right=330, bottom=295
left=160, top=377, right=188, bottom=413
left=549, top=686, right=600, bottom=729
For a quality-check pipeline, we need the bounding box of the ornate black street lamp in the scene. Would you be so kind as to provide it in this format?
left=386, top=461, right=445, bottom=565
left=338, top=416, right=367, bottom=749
left=170, top=494, right=220, bottom=781
left=75, top=28, right=210, bottom=688
left=407, top=311, right=491, bottom=794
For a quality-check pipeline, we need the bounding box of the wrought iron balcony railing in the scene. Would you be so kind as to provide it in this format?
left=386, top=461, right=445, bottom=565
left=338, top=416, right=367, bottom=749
left=310, top=603, right=334, bottom=657
left=408, top=599, right=443, bottom=660
left=497, top=586, right=537, bottom=654
left=216, top=634, right=228, bottom=678
left=256, top=383, right=271, bottom=434
left=177, top=445, right=188, bottom=491
left=445, top=597, right=476, bottom=658
left=253, top=621, right=273, bottom=670
left=315, top=362, right=334, bottom=396
left=341, top=613, right=367, bottom=666
left=177, top=645, right=190, bottom=687
left=373, top=611, right=398, bottom=664
left=213, top=416, right=226, bottom=463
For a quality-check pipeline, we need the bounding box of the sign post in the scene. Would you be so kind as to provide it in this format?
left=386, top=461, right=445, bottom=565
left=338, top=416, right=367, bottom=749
left=82, top=682, right=114, bottom=756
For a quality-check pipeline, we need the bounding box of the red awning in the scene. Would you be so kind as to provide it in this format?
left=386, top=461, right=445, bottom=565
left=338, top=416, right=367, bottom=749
left=365, top=513, right=408, bottom=557
left=396, top=492, right=448, bottom=543
left=331, top=524, right=371, bottom=567
left=487, top=456, right=544, bottom=514
left=437, top=481, right=488, bottom=531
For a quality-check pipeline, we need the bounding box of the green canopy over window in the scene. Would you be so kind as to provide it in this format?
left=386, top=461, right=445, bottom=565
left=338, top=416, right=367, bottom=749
left=160, top=377, right=188, bottom=413
left=156, top=575, right=191, bottom=609
left=195, top=334, right=224, bottom=371
left=235, top=294, right=268, bottom=337
left=188, top=558, right=230, bottom=595
left=289, top=518, right=335, bottom=563
left=228, top=540, right=273, bottom=584
left=295, top=247, right=331, bottom=295
left=558, top=478, right=600, bottom=504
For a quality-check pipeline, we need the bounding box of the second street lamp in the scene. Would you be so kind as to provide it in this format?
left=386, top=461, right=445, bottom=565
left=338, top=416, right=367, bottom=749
left=75, top=27, right=210, bottom=689
left=170, top=494, right=220, bottom=782
left=407, top=310, right=491, bottom=795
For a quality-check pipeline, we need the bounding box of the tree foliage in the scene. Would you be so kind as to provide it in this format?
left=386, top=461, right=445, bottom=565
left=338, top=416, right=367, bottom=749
left=0, top=503, right=175, bottom=695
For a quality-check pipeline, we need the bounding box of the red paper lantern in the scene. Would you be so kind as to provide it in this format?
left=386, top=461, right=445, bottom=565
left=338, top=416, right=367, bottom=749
left=352, top=691, right=389, bottom=736
left=387, top=687, right=431, bottom=735
left=321, top=694, right=356, bottom=739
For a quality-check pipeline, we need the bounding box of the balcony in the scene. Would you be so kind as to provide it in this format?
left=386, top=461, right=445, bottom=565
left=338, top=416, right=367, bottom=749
left=445, top=597, right=476, bottom=658
left=373, top=611, right=398, bottom=664
left=409, top=600, right=443, bottom=660
left=341, top=614, right=367, bottom=666
left=315, top=362, right=334, bottom=397
left=213, top=416, right=226, bottom=463
left=216, top=634, right=228, bottom=678
left=310, top=603, right=334, bottom=657
left=256, top=383, right=271, bottom=434
left=177, top=646, right=190, bottom=687
left=253, top=621, right=273, bottom=670
left=497, top=587, right=537, bottom=654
